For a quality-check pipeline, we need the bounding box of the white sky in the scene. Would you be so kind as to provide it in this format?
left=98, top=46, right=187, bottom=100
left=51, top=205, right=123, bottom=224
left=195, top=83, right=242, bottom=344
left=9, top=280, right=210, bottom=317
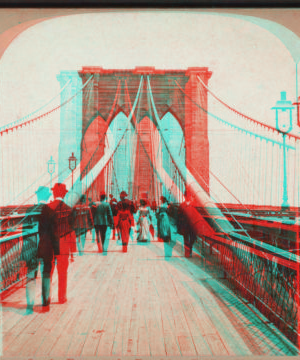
left=0, top=11, right=298, bottom=127
left=0, top=11, right=299, bottom=206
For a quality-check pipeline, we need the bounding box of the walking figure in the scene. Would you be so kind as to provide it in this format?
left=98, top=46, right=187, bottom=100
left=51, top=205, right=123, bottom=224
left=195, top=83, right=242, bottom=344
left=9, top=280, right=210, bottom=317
left=25, top=186, right=55, bottom=314
left=48, top=183, right=77, bottom=305
left=177, top=190, right=197, bottom=258
left=136, top=199, right=152, bottom=242
left=73, top=195, right=94, bottom=255
left=156, top=196, right=171, bottom=243
left=93, top=192, right=114, bottom=253
left=115, top=201, right=134, bottom=252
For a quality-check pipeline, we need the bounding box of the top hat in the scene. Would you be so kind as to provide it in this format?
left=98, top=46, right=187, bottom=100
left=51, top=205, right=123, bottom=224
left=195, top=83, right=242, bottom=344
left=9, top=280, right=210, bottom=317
left=35, top=186, right=51, bottom=197
left=51, top=183, right=68, bottom=195
left=120, top=191, right=128, bottom=197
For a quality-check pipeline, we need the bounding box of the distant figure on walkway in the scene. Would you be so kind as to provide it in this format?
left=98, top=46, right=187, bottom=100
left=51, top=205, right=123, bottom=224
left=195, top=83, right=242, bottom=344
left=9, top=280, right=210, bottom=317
left=73, top=195, right=94, bottom=255
left=25, top=186, right=55, bottom=314
left=47, top=183, right=77, bottom=306
left=88, top=197, right=96, bottom=242
left=151, top=200, right=157, bottom=212
left=177, top=190, right=197, bottom=258
left=109, top=194, right=119, bottom=240
left=115, top=201, right=134, bottom=252
left=136, top=199, right=152, bottom=242
left=156, top=196, right=171, bottom=243
left=93, top=192, right=114, bottom=253
left=117, top=191, right=136, bottom=215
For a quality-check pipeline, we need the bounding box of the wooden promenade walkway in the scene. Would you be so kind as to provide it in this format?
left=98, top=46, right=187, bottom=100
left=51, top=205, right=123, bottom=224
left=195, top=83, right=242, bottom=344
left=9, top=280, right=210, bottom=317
left=1, top=227, right=298, bottom=358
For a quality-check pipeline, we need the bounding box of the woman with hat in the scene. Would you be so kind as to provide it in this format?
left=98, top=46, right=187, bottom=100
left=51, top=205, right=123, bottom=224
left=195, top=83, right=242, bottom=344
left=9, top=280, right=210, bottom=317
left=136, top=198, right=152, bottom=242
left=117, top=190, right=136, bottom=215
left=115, top=200, right=134, bottom=252
left=156, top=196, right=171, bottom=243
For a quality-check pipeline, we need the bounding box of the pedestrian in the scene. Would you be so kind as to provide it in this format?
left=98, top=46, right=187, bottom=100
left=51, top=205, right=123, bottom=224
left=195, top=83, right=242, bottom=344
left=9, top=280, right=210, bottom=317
left=117, top=191, right=136, bottom=215
left=73, top=195, right=94, bottom=255
left=93, top=192, right=114, bottom=252
left=151, top=200, right=157, bottom=212
left=88, top=197, right=96, bottom=242
left=24, top=186, right=55, bottom=314
left=136, top=198, right=152, bottom=242
left=47, top=183, right=77, bottom=306
left=109, top=194, right=119, bottom=240
left=177, top=190, right=197, bottom=258
left=115, top=201, right=134, bottom=252
left=156, top=196, right=171, bottom=243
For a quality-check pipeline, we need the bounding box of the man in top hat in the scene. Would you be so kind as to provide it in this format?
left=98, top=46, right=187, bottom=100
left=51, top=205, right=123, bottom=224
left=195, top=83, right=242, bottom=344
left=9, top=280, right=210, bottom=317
left=177, top=189, right=198, bottom=258
left=24, top=186, right=55, bottom=313
left=47, top=183, right=76, bottom=305
left=92, top=192, right=114, bottom=252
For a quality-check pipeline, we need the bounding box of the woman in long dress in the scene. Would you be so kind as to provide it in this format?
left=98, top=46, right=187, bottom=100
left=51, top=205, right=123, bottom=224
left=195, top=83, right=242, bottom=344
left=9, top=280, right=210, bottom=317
left=115, top=201, right=134, bottom=252
left=136, top=199, right=152, bottom=242
left=156, top=196, right=171, bottom=243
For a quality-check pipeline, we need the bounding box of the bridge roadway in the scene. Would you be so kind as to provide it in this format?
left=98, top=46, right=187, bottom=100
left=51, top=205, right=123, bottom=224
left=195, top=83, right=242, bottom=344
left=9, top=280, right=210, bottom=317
left=1, top=225, right=298, bottom=358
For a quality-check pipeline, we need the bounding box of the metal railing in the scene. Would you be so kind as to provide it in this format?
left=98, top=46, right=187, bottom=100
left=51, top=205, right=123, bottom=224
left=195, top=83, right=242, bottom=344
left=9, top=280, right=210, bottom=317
left=0, top=229, right=38, bottom=292
left=194, top=230, right=299, bottom=345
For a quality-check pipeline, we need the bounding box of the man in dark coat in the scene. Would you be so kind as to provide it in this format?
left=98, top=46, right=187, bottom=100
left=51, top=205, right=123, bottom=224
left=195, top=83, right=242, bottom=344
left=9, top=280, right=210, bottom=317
left=93, top=192, right=114, bottom=252
left=47, top=183, right=76, bottom=305
left=177, top=190, right=198, bottom=258
left=25, top=186, right=55, bottom=313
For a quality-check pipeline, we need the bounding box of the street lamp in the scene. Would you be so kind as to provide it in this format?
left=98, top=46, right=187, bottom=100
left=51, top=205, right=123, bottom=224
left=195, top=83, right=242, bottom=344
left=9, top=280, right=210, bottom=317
left=68, top=152, right=77, bottom=189
left=272, top=91, right=294, bottom=209
left=47, top=156, right=56, bottom=189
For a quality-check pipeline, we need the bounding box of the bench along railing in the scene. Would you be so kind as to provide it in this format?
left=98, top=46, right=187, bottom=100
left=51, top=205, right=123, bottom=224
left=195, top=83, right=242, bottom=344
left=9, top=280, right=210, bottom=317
left=194, top=227, right=299, bottom=345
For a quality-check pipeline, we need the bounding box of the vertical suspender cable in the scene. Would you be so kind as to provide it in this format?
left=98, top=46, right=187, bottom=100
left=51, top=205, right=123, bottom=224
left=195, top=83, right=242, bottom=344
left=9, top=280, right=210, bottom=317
left=276, top=142, right=281, bottom=207
left=15, top=127, right=21, bottom=204
left=7, top=130, right=13, bottom=204
left=270, top=142, right=274, bottom=207
left=257, top=133, right=263, bottom=206
left=1, top=133, right=6, bottom=205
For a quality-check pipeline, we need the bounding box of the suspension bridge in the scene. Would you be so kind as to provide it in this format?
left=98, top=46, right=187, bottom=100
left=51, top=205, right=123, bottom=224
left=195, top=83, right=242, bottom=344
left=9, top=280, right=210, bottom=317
left=0, top=66, right=299, bottom=357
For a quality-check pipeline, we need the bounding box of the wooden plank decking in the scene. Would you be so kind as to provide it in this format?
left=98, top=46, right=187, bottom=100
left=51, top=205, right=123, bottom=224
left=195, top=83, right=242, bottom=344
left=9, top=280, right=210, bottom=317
left=1, top=226, right=298, bottom=357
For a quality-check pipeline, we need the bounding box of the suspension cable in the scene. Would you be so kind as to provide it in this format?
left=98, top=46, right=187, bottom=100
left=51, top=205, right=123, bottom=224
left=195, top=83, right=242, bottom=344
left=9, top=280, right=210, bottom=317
left=197, top=75, right=300, bottom=141
left=174, top=80, right=296, bottom=149
left=0, top=76, right=93, bottom=136
left=0, top=79, right=71, bottom=133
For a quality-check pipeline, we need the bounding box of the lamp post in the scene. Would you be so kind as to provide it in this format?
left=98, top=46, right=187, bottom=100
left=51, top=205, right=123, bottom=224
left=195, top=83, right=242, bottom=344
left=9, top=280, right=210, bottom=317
left=68, top=152, right=77, bottom=189
left=47, top=156, right=56, bottom=189
left=272, top=91, right=294, bottom=209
